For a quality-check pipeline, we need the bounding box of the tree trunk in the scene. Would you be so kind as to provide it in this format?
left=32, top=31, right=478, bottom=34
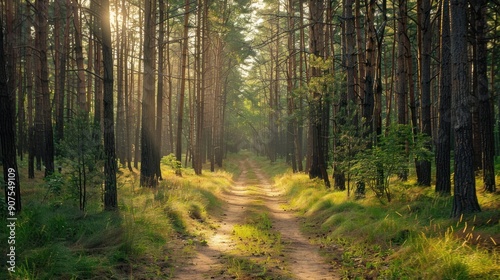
left=450, top=0, right=480, bottom=217
left=473, top=0, right=495, bottom=193
left=25, top=17, right=35, bottom=178
left=134, top=12, right=143, bottom=169
left=55, top=0, right=71, bottom=144
left=416, top=0, right=432, bottom=186
left=156, top=0, right=165, bottom=179
left=287, top=0, right=298, bottom=172
left=101, top=0, right=118, bottom=210
left=364, top=0, right=376, bottom=137
left=176, top=0, right=191, bottom=162
left=115, top=0, right=126, bottom=166
left=308, top=0, right=330, bottom=188
left=72, top=0, right=87, bottom=112
left=435, top=0, right=452, bottom=195
left=141, top=0, right=158, bottom=187
left=193, top=0, right=207, bottom=175
left=36, top=0, right=54, bottom=176
left=396, top=0, right=408, bottom=181
left=0, top=14, right=22, bottom=214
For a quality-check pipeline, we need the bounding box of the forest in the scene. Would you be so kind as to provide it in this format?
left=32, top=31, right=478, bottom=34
left=0, top=0, right=499, bottom=279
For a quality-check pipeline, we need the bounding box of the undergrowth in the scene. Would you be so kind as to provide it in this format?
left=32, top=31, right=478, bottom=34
left=276, top=172, right=500, bottom=279
left=0, top=157, right=232, bottom=279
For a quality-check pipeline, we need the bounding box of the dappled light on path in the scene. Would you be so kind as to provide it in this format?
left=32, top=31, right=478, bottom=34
left=173, top=158, right=338, bottom=279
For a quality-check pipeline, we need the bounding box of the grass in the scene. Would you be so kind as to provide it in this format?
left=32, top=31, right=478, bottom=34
left=227, top=210, right=289, bottom=279
left=232, top=212, right=283, bottom=257
left=275, top=170, right=500, bottom=279
left=2, top=152, right=499, bottom=279
left=0, top=156, right=233, bottom=279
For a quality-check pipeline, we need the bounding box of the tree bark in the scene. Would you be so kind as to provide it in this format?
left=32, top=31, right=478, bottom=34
left=435, top=0, right=452, bottom=195
left=473, top=0, right=495, bottom=193
left=115, top=0, right=126, bottom=166
left=72, top=0, right=87, bottom=112
left=156, top=0, right=165, bottom=179
left=176, top=0, right=191, bottom=162
left=396, top=0, right=409, bottom=181
left=101, top=0, right=118, bottom=210
left=36, top=0, right=54, bottom=176
left=308, top=0, right=330, bottom=188
left=141, top=0, right=158, bottom=187
left=0, top=14, right=22, bottom=213
left=416, top=0, right=432, bottom=186
left=450, top=0, right=481, bottom=217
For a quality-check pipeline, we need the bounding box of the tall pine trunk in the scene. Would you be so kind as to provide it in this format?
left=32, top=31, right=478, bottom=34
left=473, top=0, right=496, bottom=193
left=435, top=0, right=452, bottom=195
left=176, top=0, right=191, bottom=162
left=0, top=14, right=22, bottom=213
left=101, top=0, right=118, bottom=210
left=36, top=0, right=54, bottom=176
left=140, top=0, right=158, bottom=187
left=308, top=0, right=330, bottom=188
left=450, top=0, right=481, bottom=217
left=416, top=0, right=432, bottom=186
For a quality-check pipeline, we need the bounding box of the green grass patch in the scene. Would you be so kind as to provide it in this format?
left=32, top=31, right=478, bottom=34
left=223, top=254, right=291, bottom=280
left=232, top=212, right=282, bottom=257
left=227, top=210, right=289, bottom=279
left=272, top=163, right=500, bottom=279
left=0, top=157, right=232, bottom=279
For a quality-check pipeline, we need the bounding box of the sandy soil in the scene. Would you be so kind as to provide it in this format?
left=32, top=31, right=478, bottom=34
left=173, top=159, right=339, bottom=279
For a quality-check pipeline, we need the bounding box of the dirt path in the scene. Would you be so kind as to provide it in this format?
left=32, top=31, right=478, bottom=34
left=247, top=160, right=338, bottom=280
left=173, top=159, right=338, bottom=279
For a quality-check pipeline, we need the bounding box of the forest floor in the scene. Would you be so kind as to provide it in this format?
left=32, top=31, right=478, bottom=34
left=1, top=153, right=498, bottom=279
left=173, top=158, right=338, bottom=279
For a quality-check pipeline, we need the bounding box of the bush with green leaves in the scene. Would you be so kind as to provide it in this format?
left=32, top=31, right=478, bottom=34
left=351, top=124, right=433, bottom=202
left=161, top=153, right=182, bottom=176
left=332, top=102, right=370, bottom=196
left=56, top=113, right=103, bottom=211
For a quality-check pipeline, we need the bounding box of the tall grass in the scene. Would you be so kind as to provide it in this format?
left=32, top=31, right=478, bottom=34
left=275, top=171, right=500, bottom=279
left=0, top=158, right=232, bottom=279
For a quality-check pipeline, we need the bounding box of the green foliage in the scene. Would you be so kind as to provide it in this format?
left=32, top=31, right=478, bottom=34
left=307, top=55, right=335, bottom=96
left=161, top=154, right=182, bottom=176
left=332, top=102, right=371, bottom=196
left=351, top=124, right=433, bottom=202
left=56, top=113, right=103, bottom=211
left=43, top=173, right=64, bottom=198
